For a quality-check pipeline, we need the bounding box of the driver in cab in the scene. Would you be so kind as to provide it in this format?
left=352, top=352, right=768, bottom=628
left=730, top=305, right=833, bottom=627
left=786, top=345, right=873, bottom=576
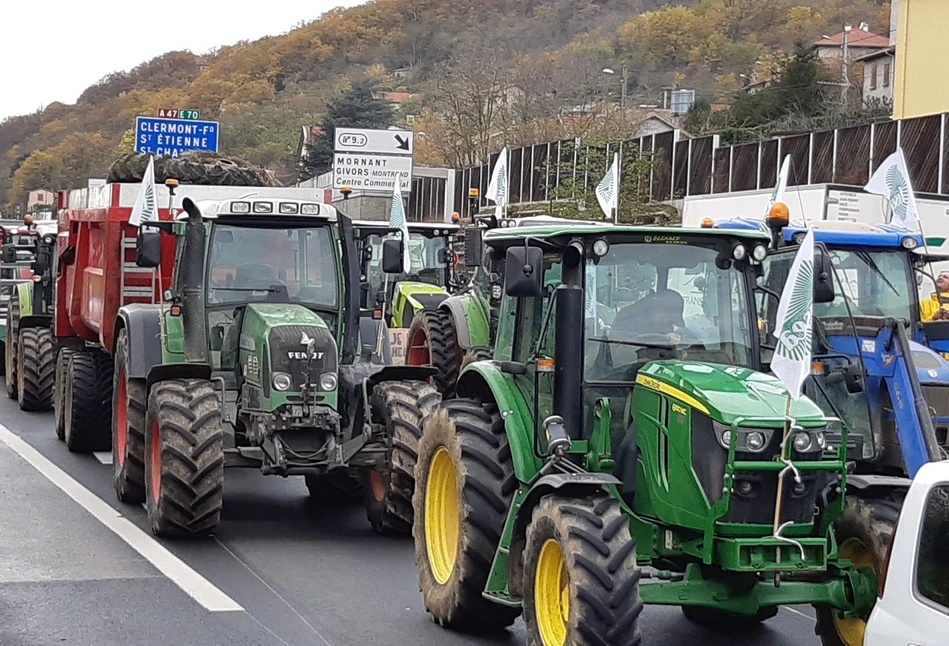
left=611, top=289, right=686, bottom=345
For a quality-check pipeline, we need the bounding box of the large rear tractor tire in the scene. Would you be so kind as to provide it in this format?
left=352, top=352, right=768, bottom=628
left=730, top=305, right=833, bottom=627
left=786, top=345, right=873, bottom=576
left=523, top=494, right=643, bottom=646
left=108, top=152, right=276, bottom=187
left=112, top=329, right=147, bottom=503
left=16, top=326, right=55, bottom=411
left=412, top=399, right=521, bottom=631
left=814, top=495, right=900, bottom=646
left=54, top=347, right=78, bottom=440
left=5, top=296, right=20, bottom=399
left=405, top=309, right=461, bottom=397
left=363, top=380, right=441, bottom=535
left=64, top=351, right=113, bottom=452
left=144, top=379, right=224, bottom=538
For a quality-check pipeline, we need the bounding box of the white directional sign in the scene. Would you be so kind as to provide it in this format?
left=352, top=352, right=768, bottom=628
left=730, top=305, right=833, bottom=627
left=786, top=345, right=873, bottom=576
left=335, top=127, right=414, bottom=156
left=333, top=153, right=413, bottom=192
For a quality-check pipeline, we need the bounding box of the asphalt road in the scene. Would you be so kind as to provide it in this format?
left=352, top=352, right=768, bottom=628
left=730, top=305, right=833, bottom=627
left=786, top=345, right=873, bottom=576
left=0, top=393, right=822, bottom=646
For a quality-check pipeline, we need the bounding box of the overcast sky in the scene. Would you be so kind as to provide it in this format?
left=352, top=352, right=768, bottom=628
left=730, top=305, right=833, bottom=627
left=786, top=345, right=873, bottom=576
left=0, top=0, right=369, bottom=121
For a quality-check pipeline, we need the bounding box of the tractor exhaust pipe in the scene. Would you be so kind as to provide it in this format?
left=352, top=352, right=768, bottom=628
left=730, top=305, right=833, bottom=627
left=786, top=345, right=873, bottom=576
left=553, top=284, right=584, bottom=440
left=180, top=198, right=209, bottom=364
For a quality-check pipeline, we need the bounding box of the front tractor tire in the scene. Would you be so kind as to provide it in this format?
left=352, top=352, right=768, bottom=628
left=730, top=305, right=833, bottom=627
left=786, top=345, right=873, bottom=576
left=16, top=326, right=55, bottom=411
left=523, top=495, right=643, bottom=646
left=144, top=379, right=225, bottom=538
left=814, top=495, right=900, bottom=646
left=412, top=399, right=521, bottom=631
left=63, top=350, right=113, bottom=452
left=112, top=329, right=147, bottom=503
left=363, top=380, right=441, bottom=535
left=5, top=296, right=21, bottom=399
left=405, top=309, right=461, bottom=396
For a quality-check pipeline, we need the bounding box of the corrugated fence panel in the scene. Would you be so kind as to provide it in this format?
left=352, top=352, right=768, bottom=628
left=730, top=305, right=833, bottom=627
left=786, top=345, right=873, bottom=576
left=689, top=137, right=713, bottom=195
left=713, top=146, right=730, bottom=193
left=732, top=143, right=758, bottom=191
left=873, top=120, right=898, bottom=174
left=782, top=134, right=810, bottom=186
left=673, top=139, right=689, bottom=197
left=835, top=124, right=871, bottom=186
left=654, top=132, right=674, bottom=200
left=812, top=131, right=835, bottom=184
left=902, top=115, right=941, bottom=193
left=760, top=140, right=779, bottom=190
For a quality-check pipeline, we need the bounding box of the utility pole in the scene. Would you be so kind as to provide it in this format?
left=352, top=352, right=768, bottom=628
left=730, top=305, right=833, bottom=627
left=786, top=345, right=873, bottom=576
left=841, top=24, right=852, bottom=104
left=621, top=65, right=629, bottom=109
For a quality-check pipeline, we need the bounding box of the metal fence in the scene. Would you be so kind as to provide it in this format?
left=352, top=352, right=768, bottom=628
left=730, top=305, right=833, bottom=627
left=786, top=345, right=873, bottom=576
left=450, top=111, right=949, bottom=215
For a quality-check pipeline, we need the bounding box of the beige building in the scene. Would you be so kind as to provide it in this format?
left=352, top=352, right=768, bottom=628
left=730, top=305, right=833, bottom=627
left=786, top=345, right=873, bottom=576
left=857, top=47, right=895, bottom=106
left=27, top=189, right=54, bottom=211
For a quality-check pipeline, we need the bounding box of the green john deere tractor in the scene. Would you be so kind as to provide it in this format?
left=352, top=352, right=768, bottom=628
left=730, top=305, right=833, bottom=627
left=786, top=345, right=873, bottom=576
left=353, top=220, right=460, bottom=329
left=115, top=197, right=439, bottom=538
left=412, top=224, right=877, bottom=645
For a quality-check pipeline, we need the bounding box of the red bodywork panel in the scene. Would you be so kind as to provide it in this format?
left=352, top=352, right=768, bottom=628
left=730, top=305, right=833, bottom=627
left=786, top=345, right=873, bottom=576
left=56, top=185, right=175, bottom=354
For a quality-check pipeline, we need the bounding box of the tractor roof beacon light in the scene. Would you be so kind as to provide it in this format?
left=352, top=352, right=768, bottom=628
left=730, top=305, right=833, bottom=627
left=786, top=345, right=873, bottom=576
left=768, top=202, right=790, bottom=248
left=701, top=217, right=715, bottom=229
left=341, top=186, right=353, bottom=201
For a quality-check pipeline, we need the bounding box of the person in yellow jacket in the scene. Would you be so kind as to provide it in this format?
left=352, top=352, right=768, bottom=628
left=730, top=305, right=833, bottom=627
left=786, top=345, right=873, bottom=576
left=921, top=272, right=949, bottom=321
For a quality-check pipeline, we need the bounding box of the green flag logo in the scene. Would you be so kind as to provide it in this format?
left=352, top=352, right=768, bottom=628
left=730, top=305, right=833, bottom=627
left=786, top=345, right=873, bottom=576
left=774, top=257, right=813, bottom=362
left=885, top=165, right=910, bottom=223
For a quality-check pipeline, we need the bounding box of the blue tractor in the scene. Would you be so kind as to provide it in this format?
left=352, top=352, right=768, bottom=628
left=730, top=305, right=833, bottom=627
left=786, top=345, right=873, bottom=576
left=705, top=212, right=948, bottom=645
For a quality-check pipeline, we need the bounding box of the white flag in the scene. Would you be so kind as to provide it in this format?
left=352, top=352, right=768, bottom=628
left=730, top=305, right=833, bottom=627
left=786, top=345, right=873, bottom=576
left=772, top=228, right=815, bottom=400
left=129, top=155, right=158, bottom=227
left=389, top=179, right=411, bottom=273
left=865, top=148, right=920, bottom=231
left=595, top=153, right=620, bottom=220
left=763, top=155, right=791, bottom=219
left=486, top=147, right=508, bottom=218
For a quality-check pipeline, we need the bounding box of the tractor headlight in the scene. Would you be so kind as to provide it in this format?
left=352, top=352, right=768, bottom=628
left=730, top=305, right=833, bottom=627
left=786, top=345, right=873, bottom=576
left=732, top=244, right=747, bottom=261
left=901, top=236, right=919, bottom=250
left=272, top=372, right=292, bottom=391
left=745, top=431, right=766, bottom=451
left=752, top=244, right=768, bottom=262
left=713, top=422, right=774, bottom=453
left=592, top=238, right=610, bottom=257
left=792, top=429, right=827, bottom=452
left=319, top=372, right=338, bottom=391
left=793, top=432, right=812, bottom=452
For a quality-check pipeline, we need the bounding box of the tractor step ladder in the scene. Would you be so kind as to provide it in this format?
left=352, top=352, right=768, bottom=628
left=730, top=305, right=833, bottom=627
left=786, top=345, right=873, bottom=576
left=120, top=232, right=157, bottom=305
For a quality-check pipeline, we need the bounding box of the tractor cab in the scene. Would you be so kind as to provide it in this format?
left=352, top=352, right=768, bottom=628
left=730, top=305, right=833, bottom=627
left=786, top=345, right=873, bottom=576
left=353, top=221, right=459, bottom=328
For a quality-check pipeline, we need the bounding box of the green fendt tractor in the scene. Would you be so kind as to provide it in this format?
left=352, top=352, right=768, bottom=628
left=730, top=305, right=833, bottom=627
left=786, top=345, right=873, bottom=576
left=412, top=224, right=877, bottom=645
left=2, top=218, right=57, bottom=411
left=123, top=197, right=439, bottom=537
left=353, top=220, right=460, bottom=329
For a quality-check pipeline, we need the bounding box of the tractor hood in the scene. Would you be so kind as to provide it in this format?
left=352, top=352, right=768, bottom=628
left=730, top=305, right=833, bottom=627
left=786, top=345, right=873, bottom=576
left=908, top=340, right=949, bottom=384
left=394, top=281, right=449, bottom=311
left=636, top=361, right=827, bottom=428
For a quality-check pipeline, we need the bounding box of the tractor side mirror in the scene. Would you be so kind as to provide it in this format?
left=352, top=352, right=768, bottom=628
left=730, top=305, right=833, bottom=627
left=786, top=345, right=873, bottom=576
left=437, top=248, right=451, bottom=264
left=464, top=228, right=483, bottom=267
left=135, top=228, right=162, bottom=268
left=381, top=239, right=403, bottom=274
left=814, top=250, right=836, bottom=304
left=1, top=246, right=16, bottom=264
left=504, top=245, right=544, bottom=297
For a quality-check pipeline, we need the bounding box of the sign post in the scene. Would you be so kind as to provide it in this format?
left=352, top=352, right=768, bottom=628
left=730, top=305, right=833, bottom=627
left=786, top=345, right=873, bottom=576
left=333, top=127, right=414, bottom=193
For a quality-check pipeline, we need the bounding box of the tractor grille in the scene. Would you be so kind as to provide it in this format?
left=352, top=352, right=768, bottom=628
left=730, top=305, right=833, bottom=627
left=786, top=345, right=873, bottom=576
left=268, top=325, right=338, bottom=391
left=923, top=385, right=949, bottom=419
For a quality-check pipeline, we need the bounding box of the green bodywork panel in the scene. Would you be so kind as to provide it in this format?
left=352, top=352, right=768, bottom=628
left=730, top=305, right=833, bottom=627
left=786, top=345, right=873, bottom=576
left=391, top=281, right=449, bottom=329
left=460, top=291, right=492, bottom=348
left=0, top=282, right=33, bottom=343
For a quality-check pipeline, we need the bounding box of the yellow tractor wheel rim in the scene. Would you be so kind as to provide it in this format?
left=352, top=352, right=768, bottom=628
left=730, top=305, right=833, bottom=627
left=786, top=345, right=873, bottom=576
left=535, top=539, right=569, bottom=645
left=834, top=537, right=875, bottom=646
left=425, top=447, right=459, bottom=585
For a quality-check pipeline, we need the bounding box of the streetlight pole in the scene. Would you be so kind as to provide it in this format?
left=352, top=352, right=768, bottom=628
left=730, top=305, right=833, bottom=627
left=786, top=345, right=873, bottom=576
left=620, top=65, right=628, bottom=108
left=841, top=24, right=852, bottom=104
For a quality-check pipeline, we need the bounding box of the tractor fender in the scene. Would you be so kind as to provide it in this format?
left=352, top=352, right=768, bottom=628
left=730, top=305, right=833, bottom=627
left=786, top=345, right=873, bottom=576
left=365, top=365, right=437, bottom=389
left=14, top=281, right=32, bottom=317
left=146, top=362, right=213, bottom=396
left=457, top=362, right=542, bottom=482
left=116, top=304, right=165, bottom=380
left=16, top=314, right=52, bottom=330
left=845, top=474, right=912, bottom=497
left=507, top=472, right=622, bottom=598
left=439, top=297, right=472, bottom=349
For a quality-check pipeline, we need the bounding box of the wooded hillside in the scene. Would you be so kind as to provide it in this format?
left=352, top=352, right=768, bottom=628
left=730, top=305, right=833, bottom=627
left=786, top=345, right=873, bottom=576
left=1, top=0, right=890, bottom=210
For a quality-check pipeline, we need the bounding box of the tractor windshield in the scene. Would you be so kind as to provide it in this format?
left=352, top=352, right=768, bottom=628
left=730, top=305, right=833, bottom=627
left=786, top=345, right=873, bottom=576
left=815, top=248, right=915, bottom=321
left=206, top=224, right=339, bottom=308
left=365, top=231, right=447, bottom=297
left=584, top=241, right=755, bottom=381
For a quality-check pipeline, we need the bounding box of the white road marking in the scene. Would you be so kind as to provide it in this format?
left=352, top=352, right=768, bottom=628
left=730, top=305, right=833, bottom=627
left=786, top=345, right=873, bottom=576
left=0, top=423, right=243, bottom=613
left=93, top=452, right=112, bottom=465
left=782, top=606, right=816, bottom=621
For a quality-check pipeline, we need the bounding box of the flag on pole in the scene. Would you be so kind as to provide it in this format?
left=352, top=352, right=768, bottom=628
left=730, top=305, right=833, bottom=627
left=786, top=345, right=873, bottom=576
left=865, top=148, right=920, bottom=231
left=764, top=155, right=791, bottom=218
left=129, top=155, right=158, bottom=227
left=595, top=152, right=620, bottom=220
left=486, top=147, right=508, bottom=218
left=772, top=228, right=815, bottom=400
left=389, top=179, right=411, bottom=273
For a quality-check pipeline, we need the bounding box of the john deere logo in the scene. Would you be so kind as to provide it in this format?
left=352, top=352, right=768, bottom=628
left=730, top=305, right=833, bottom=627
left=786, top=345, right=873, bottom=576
left=775, top=256, right=813, bottom=362
left=886, top=165, right=910, bottom=223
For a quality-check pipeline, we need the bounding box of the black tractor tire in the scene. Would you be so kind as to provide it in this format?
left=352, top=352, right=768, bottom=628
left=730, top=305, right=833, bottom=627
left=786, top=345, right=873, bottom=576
left=363, top=380, right=441, bottom=535
left=5, top=296, right=20, bottom=399
left=814, top=495, right=901, bottom=646
left=305, top=469, right=363, bottom=504
left=54, top=347, right=78, bottom=441
left=108, top=152, right=276, bottom=187
left=412, top=399, right=521, bottom=631
left=681, top=605, right=778, bottom=628
left=144, top=379, right=224, bottom=538
left=405, top=309, right=461, bottom=397
left=112, top=329, right=147, bottom=503
left=16, top=326, right=55, bottom=411
left=460, top=345, right=492, bottom=371
left=523, top=494, right=643, bottom=646
left=64, top=351, right=113, bottom=453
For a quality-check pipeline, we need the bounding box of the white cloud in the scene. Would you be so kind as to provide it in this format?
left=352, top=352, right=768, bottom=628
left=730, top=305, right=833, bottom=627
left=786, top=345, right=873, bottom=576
left=0, top=0, right=368, bottom=121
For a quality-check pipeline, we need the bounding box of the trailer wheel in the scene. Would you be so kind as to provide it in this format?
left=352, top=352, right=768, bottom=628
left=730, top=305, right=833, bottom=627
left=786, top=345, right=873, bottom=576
left=305, top=469, right=363, bottom=503
left=16, top=326, right=55, bottom=411
left=523, top=494, right=643, bottom=646
left=5, top=296, right=20, bottom=399
left=405, top=309, right=460, bottom=396
left=814, top=495, right=900, bottom=646
left=64, top=351, right=112, bottom=452
left=144, top=379, right=224, bottom=538
left=54, top=347, right=78, bottom=440
left=413, top=399, right=521, bottom=631
left=112, top=329, right=147, bottom=503
left=363, top=380, right=441, bottom=535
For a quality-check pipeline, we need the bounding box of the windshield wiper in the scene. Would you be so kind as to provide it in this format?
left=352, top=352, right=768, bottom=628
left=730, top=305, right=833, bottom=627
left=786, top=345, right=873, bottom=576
left=211, top=286, right=280, bottom=293
left=587, top=337, right=674, bottom=350
left=854, top=250, right=899, bottom=295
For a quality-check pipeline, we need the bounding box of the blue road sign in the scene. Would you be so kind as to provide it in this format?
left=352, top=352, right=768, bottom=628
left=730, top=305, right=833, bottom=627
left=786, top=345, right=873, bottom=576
left=135, top=116, right=220, bottom=157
